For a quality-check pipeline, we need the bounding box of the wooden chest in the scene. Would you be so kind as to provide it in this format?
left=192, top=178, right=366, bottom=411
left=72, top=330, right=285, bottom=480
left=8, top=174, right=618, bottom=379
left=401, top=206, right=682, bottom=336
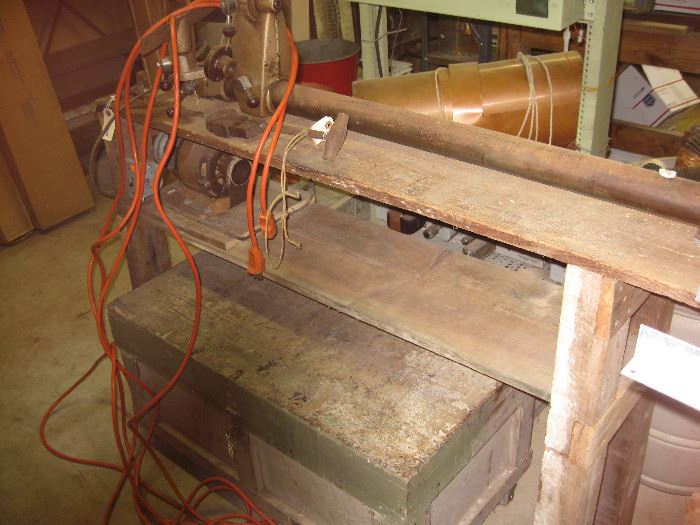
left=110, top=253, right=535, bottom=524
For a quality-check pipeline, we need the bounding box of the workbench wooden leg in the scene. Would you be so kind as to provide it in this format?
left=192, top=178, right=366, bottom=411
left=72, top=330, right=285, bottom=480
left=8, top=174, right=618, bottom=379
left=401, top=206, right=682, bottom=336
left=533, top=266, right=664, bottom=525
left=125, top=218, right=171, bottom=288
left=102, top=124, right=171, bottom=288
left=594, top=294, right=673, bottom=525
left=594, top=394, right=653, bottom=525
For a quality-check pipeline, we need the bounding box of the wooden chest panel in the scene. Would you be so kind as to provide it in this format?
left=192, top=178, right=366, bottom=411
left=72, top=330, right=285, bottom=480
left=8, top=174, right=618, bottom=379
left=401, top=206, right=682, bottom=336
left=110, top=253, right=534, bottom=522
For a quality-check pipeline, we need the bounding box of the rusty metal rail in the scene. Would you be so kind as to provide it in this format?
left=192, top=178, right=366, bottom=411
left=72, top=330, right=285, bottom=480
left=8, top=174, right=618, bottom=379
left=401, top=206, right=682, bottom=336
left=270, top=83, right=700, bottom=226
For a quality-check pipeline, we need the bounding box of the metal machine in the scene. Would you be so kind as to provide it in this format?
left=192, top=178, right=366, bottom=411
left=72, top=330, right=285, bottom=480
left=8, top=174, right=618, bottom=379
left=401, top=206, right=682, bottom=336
left=138, top=0, right=290, bottom=206
left=150, top=0, right=291, bottom=116
left=357, top=0, right=586, bottom=31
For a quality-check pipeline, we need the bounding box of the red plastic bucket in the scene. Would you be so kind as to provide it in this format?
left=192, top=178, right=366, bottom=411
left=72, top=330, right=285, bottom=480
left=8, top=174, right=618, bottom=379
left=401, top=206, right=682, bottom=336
left=296, top=39, right=358, bottom=96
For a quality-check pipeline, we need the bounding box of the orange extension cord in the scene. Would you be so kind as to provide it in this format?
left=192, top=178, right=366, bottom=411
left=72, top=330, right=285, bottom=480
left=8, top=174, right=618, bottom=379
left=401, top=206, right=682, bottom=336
left=245, top=30, right=299, bottom=277
left=39, top=2, right=295, bottom=523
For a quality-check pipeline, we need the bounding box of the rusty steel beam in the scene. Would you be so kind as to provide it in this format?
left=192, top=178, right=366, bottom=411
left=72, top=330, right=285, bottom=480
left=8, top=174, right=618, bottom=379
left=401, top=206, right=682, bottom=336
left=269, top=83, right=700, bottom=226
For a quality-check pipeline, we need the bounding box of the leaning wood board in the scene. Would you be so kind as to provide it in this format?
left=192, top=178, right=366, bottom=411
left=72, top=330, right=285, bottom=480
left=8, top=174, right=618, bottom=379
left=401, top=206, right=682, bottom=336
left=140, top=194, right=562, bottom=400
left=141, top=98, right=700, bottom=307
left=0, top=0, right=94, bottom=229
left=0, top=149, right=32, bottom=243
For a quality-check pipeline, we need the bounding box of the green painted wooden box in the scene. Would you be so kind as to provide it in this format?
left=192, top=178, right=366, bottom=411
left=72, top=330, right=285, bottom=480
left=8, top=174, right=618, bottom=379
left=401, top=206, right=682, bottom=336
left=110, top=253, right=534, bottom=524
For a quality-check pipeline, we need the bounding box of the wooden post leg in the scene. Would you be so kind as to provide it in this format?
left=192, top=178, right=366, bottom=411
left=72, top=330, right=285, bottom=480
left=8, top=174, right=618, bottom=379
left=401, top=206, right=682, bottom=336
left=101, top=111, right=171, bottom=288
left=534, top=266, right=649, bottom=525
left=594, top=394, right=654, bottom=525
left=594, top=295, right=674, bottom=525
left=125, top=217, right=171, bottom=288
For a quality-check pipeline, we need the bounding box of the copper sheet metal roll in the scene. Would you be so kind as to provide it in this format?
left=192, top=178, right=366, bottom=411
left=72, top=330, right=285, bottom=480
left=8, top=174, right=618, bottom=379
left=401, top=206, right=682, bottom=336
left=353, top=51, right=582, bottom=147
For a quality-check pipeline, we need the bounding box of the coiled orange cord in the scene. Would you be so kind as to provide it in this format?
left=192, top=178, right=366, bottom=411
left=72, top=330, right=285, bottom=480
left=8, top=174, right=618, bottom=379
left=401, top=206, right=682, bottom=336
left=40, top=2, right=281, bottom=523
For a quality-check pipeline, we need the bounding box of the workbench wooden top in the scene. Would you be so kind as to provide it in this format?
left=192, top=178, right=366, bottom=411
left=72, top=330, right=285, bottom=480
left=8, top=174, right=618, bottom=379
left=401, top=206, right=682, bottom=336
left=144, top=98, right=700, bottom=307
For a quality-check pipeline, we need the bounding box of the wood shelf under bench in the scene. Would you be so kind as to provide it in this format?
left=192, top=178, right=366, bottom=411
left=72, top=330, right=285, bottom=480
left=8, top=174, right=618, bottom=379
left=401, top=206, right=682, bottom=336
left=141, top=189, right=562, bottom=401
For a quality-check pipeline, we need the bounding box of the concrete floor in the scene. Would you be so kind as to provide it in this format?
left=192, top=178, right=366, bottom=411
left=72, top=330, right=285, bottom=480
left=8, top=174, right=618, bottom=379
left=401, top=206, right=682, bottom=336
left=0, top=191, right=674, bottom=524
left=0, top=196, right=235, bottom=523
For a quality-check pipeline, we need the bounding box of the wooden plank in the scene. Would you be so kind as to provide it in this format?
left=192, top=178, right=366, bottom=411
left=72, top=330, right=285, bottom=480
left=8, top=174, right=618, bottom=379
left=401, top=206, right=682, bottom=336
left=619, top=21, right=700, bottom=74
left=568, top=382, right=643, bottom=469
left=139, top=191, right=562, bottom=400
left=125, top=211, right=172, bottom=288
left=143, top=98, right=700, bottom=307
left=0, top=0, right=94, bottom=229
left=627, top=10, right=700, bottom=29
left=623, top=293, right=675, bottom=367
left=0, top=150, right=32, bottom=243
left=611, top=282, right=650, bottom=338
left=50, top=54, right=125, bottom=106
left=535, top=267, right=631, bottom=525
left=594, top=394, right=654, bottom=525
left=45, top=28, right=134, bottom=77
left=610, top=120, right=684, bottom=158
left=594, top=294, right=674, bottom=525
left=25, top=0, right=133, bottom=53
left=536, top=270, right=675, bottom=524
left=497, top=20, right=700, bottom=74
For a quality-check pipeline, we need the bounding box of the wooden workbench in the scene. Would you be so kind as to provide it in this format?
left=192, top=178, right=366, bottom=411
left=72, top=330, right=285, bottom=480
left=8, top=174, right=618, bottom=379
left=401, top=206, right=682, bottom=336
left=124, top=97, right=699, bottom=524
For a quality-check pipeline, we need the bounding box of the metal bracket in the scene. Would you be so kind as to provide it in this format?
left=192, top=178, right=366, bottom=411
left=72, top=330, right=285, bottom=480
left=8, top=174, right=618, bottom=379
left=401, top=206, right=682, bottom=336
left=624, top=324, right=700, bottom=411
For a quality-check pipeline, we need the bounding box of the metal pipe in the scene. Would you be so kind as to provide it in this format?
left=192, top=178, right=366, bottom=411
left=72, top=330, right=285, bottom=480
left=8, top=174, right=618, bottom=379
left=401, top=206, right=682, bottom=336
left=475, top=23, right=491, bottom=63
left=420, top=14, right=429, bottom=72
left=269, top=83, right=700, bottom=225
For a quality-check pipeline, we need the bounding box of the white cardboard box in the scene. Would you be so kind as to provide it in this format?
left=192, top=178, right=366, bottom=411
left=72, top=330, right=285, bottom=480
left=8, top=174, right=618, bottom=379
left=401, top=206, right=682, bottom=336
left=613, top=64, right=699, bottom=127
left=654, top=0, right=700, bottom=14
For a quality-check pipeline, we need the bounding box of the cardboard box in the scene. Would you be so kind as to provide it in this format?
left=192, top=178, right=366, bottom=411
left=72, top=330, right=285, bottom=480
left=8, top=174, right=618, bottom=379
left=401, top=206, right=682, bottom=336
left=654, top=0, right=700, bottom=14
left=613, top=65, right=699, bottom=127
